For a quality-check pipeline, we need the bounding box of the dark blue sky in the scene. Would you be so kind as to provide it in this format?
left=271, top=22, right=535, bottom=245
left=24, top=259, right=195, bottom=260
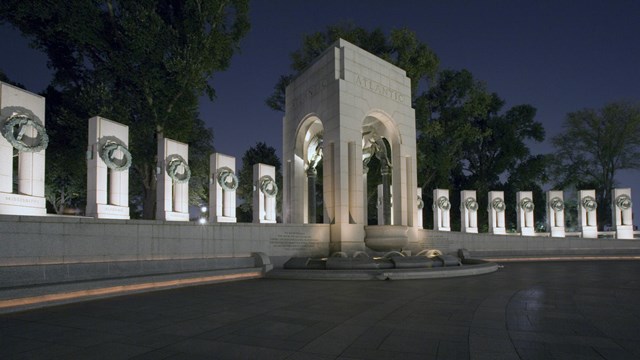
left=1, top=0, right=639, bottom=220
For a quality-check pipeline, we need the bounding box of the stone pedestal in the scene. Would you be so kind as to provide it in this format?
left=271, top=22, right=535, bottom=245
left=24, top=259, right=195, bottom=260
left=612, top=188, right=633, bottom=239
left=254, top=163, right=277, bottom=223
left=209, top=153, right=237, bottom=223
left=0, top=82, right=47, bottom=216
left=460, top=190, right=478, bottom=233
left=516, top=191, right=535, bottom=236
left=546, top=190, right=565, bottom=237
left=433, top=188, right=451, bottom=231
left=578, top=189, right=598, bottom=238
left=86, top=116, right=130, bottom=219
left=416, top=187, right=423, bottom=229
left=488, top=191, right=506, bottom=235
left=156, top=135, right=189, bottom=221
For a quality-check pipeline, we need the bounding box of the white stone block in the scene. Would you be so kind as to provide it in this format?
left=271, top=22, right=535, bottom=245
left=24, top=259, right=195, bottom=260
left=516, top=191, right=535, bottom=236
left=546, top=190, right=565, bottom=237
left=433, top=189, right=451, bottom=231
left=612, top=188, right=633, bottom=239
left=0, top=82, right=47, bottom=216
left=578, top=190, right=598, bottom=238
left=209, top=153, right=237, bottom=223
left=86, top=116, right=130, bottom=219
left=488, top=191, right=506, bottom=235
left=460, top=190, right=478, bottom=233
left=253, top=163, right=277, bottom=223
left=156, top=135, right=189, bottom=221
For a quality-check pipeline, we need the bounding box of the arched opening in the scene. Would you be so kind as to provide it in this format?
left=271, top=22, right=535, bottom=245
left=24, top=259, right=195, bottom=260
left=362, top=111, right=402, bottom=226
left=294, top=115, right=324, bottom=224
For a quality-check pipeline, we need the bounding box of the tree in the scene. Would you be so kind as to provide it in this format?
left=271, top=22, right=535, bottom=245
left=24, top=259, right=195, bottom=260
left=416, top=69, right=547, bottom=230
left=552, top=101, right=640, bottom=228
left=266, top=23, right=439, bottom=112
left=1, top=0, right=249, bottom=218
left=236, top=142, right=282, bottom=222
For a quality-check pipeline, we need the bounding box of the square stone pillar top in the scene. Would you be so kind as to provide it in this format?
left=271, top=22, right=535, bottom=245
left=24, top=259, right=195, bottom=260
left=0, top=82, right=45, bottom=125
left=210, top=153, right=235, bottom=171
left=159, top=136, right=188, bottom=161
left=88, top=116, right=129, bottom=145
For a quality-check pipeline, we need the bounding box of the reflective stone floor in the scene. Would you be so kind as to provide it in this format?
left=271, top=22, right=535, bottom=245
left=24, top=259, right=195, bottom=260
left=1, top=261, right=640, bottom=359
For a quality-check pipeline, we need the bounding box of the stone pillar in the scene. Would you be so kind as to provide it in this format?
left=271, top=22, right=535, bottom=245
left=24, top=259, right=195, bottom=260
left=612, top=188, right=633, bottom=239
left=488, top=191, right=506, bottom=235
left=209, top=153, right=237, bottom=223
left=86, top=116, right=130, bottom=219
left=578, top=189, right=598, bottom=238
left=433, top=188, right=451, bottom=231
left=416, top=187, right=424, bottom=229
left=0, top=82, right=47, bottom=216
left=461, top=190, right=478, bottom=233
left=156, top=135, right=189, bottom=221
left=377, top=184, right=394, bottom=225
left=307, top=167, right=317, bottom=223
left=381, top=164, right=392, bottom=225
left=516, top=191, right=535, bottom=236
left=546, top=190, right=565, bottom=237
left=254, top=163, right=277, bottom=223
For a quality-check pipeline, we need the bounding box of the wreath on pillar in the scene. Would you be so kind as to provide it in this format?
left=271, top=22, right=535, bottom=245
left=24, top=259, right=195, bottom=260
left=491, top=197, right=506, bottom=213
left=519, top=197, right=535, bottom=213
left=615, top=194, right=632, bottom=210
left=464, top=197, right=479, bottom=212
left=1, top=113, right=49, bottom=152
left=100, top=141, right=132, bottom=171
left=417, top=195, right=424, bottom=210
left=581, top=196, right=597, bottom=212
left=549, top=197, right=565, bottom=212
left=167, top=157, right=191, bottom=184
left=259, top=175, right=278, bottom=198
left=216, top=167, right=238, bottom=192
left=436, top=196, right=451, bottom=211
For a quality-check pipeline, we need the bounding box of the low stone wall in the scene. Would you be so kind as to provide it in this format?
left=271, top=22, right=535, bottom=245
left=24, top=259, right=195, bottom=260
left=0, top=215, right=330, bottom=267
left=415, top=229, right=640, bottom=257
left=0, top=215, right=329, bottom=288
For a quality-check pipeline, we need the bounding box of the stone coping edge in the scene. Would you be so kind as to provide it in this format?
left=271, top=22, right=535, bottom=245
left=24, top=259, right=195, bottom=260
left=265, top=260, right=498, bottom=281
left=0, top=267, right=265, bottom=315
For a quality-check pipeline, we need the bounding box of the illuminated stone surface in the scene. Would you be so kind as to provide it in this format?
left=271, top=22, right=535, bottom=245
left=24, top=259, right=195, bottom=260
left=0, top=82, right=46, bottom=216
left=156, top=135, right=189, bottom=221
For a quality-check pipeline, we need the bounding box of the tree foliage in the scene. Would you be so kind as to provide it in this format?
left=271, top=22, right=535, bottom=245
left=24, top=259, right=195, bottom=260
left=0, top=0, right=249, bottom=217
left=552, top=101, right=640, bottom=228
left=236, top=142, right=282, bottom=222
left=416, top=69, right=547, bottom=230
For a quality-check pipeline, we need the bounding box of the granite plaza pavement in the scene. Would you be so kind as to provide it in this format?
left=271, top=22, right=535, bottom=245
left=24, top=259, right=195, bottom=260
left=1, top=260, right=640, bottom=360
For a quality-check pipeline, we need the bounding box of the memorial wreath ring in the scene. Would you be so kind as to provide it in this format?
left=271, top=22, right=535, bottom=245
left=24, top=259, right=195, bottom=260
left=519, top=197, right=535, bottom=213
left=582, top=196, right=597, bottom=212
left=550, top=197, right=565, bottom=212
left=259, top=175, right=278, bottom=198
left=437, top=196, right=451, bottom=211
left=1, top=113, right=49, bottom=152
left=167, top=157, right=191, bottom=184
left=417, top=195, right=424, bottom=210
left=216, top=167, right=238, bottom=192
left=491, top=197, right=506, bottom=213
left=615, top=194, right=632, bottom=211
left=100, top=141, right=132, bottom=171
left=464, top=197, right=479, bottom=212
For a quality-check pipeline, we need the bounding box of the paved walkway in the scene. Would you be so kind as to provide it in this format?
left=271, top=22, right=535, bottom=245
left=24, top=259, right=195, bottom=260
left=1, top=261, right=640, bottom=359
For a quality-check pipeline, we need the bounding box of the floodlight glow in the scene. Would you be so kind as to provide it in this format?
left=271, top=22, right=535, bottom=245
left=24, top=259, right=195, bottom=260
left=198, top=217, right=207, bottom=225
left=200, top=205, right=208, bottom=213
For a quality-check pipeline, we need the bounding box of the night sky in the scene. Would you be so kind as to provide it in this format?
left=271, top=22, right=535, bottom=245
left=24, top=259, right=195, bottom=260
left=1, top=0, right=639, bottom=222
